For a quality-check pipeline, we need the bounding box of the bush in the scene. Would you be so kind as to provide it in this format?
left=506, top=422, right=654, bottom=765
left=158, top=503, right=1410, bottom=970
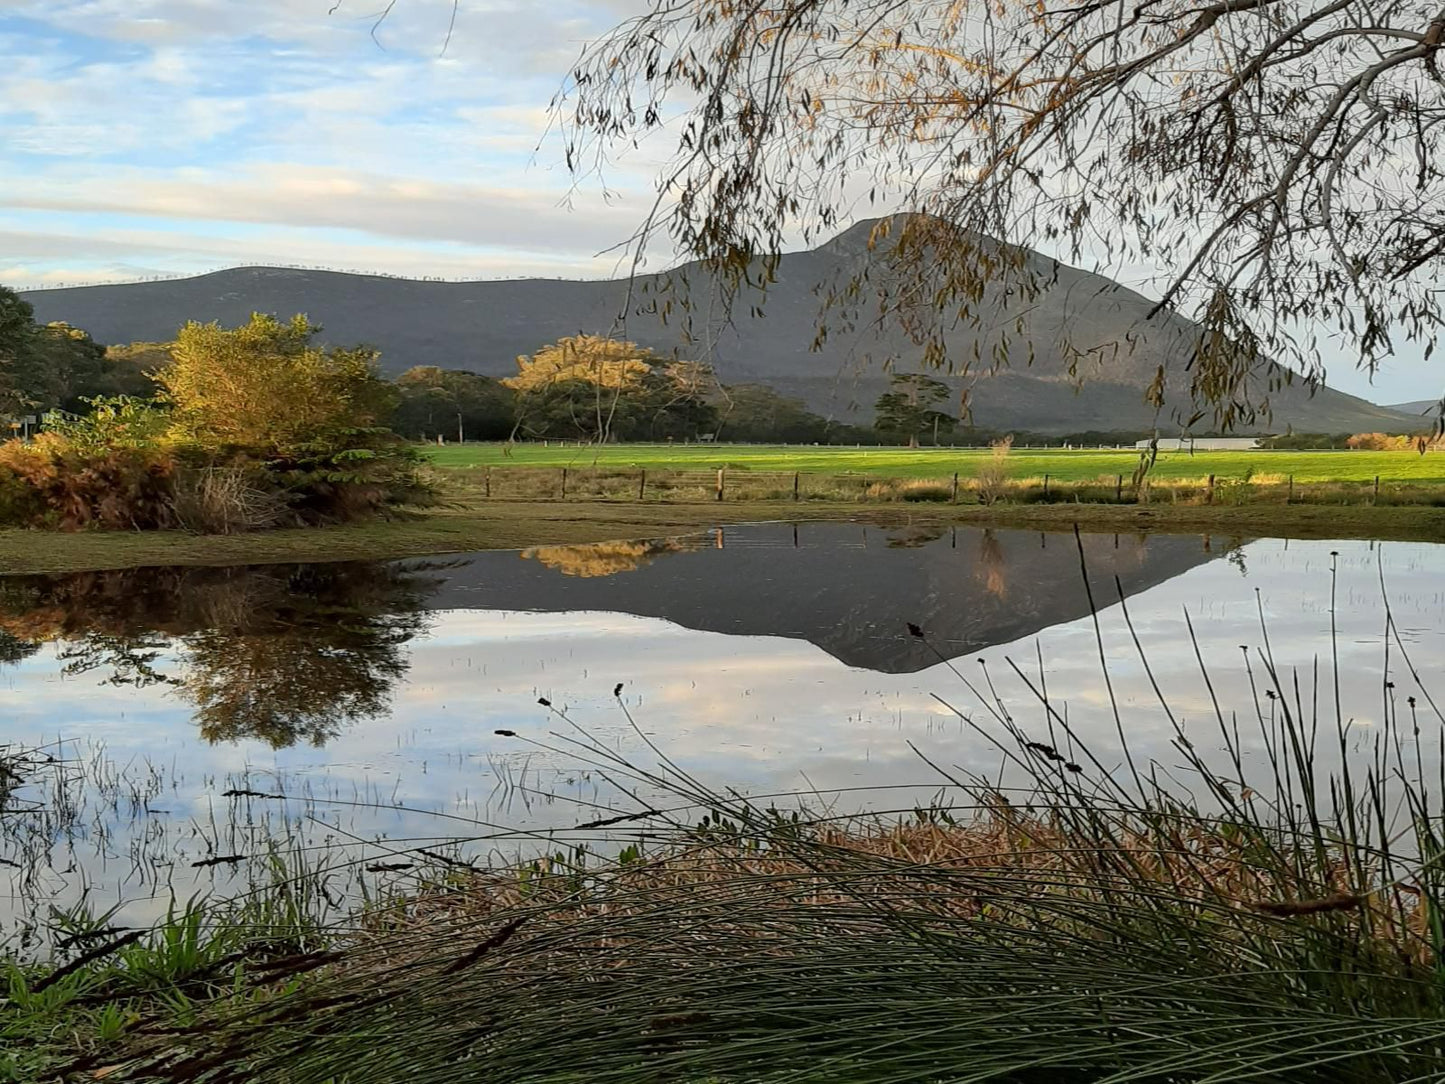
left=42, top=395, right=171, bottom=453
left=0, top=320, right=436, bottom=535
left=1346, top=432, right=1410, bottom=450
left=0, top=435, right=176, bottom=530
left=863, top=479, right=953, bottom=502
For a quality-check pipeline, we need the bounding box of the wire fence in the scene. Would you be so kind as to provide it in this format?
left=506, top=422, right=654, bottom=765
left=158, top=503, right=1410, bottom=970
left=449, top=466, right=1438, bottom=508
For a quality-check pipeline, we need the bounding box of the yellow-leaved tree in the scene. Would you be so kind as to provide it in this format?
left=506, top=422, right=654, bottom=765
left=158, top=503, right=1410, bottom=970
left=159, top=313, right=396, bottom=455
left=505, top=334, right=665, bottom=443
left=153, top=313, right=422, bottom=525
left=504, top=335, right=658, bottom=394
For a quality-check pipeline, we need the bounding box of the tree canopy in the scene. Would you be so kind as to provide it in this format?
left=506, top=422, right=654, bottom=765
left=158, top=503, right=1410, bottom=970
left=874, top=374, right=957, bottom=447
left=393, top=366, right=515, bottom=442
left=0, top=286, right=144, bottom=416
left=559, top=0, right=1445, bottom=425
left=507, top=334, right=721, bottom=441
left=158, top=313, right=397, bottom=454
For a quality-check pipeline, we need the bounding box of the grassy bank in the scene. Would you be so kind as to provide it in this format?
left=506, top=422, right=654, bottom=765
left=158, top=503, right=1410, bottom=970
left=0, top=498, right=1442, bottom=574
left=428, top=441, right=1445, bottom=483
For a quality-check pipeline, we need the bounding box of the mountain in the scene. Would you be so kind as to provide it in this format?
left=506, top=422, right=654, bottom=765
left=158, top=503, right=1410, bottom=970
left=20, top=220, right=1417, bottom=434
left=1386, top=400, right=1441, bottom=417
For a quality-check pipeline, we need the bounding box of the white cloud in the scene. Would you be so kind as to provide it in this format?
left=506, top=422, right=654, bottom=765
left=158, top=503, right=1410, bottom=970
left=0, top=0, right=683, bottom=290
left=2, top=159, right=653, bottom=256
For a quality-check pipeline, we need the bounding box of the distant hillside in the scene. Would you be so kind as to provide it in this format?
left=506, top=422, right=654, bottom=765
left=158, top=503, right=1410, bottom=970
left=21, top=220, right=1417, bottom=435
left=1386, top=400, right=1441, bottom=417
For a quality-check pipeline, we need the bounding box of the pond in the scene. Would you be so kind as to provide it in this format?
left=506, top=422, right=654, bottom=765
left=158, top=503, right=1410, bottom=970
left=1, top=521, right=1442, bottom=939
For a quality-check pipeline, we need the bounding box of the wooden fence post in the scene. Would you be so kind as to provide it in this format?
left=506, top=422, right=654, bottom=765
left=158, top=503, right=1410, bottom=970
left=716, top=469, right=725, bottom=502
left=793, top=472, right=801, bottom=501
left=1374, top=475, right=1381, bottom=504
left=1115, top=474, right=1123, bottom=501
left=638, top=470, right=646, bottom=500
left=951, top=472, right=960, bottom=503
left=1287, top=475, right=1293, bottom=503
left=560, top=468, right=568, bottom=499
left=1207, top=474, right=1216, bottom=504
left=484, top=468, right=491, bottom=499
left=1043, top=474, right=1050, bottom=498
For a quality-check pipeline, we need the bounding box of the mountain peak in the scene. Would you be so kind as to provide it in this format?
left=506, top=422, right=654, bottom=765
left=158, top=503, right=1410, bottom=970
left=20, top=225, right=1416, bottom=434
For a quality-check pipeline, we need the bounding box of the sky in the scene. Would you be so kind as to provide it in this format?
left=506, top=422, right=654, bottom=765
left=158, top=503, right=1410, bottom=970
left=0, top=0, right=662, bottom=287
left=0, top=0, right=1439, bottom=404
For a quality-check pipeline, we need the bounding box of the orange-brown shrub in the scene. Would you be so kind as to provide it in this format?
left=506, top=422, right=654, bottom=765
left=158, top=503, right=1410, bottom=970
left=1345, top=432, right=1410, bottom=450
left=0, top=435, right=177, bottom=530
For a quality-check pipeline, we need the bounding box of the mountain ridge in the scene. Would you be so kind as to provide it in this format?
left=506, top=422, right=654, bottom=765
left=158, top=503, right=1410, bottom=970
left=21, top=220, right=1418, bottom=434
left=1387, top=399, right=1441, bottom=416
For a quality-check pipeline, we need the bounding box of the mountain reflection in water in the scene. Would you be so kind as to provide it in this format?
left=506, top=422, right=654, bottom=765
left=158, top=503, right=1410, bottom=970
left=0, top=523, right=1236, bottom=747
left=484, top=523, right=1232, bottom=672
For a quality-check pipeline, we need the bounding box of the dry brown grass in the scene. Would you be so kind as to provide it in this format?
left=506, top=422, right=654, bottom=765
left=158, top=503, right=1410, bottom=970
left=863, top=478, right=953, bottom=501
left=349, top=800, right=1434, bottom=976
left=169, top=467, right=289, bottom=534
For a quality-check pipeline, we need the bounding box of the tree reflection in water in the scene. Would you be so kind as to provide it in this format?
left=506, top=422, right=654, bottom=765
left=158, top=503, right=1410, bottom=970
left=520, top=536, right=706, bottom=577
left=0, top=563, right=440, bottom=748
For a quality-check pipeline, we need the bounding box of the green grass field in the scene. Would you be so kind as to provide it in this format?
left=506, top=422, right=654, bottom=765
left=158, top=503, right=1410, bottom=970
left=426, top=442, right=1445, bottom=483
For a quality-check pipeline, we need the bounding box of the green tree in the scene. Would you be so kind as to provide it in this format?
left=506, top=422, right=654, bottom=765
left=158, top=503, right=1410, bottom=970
left=717, top=385, right=833, bottom=443
left=0, top=289, right=74, bottom=415
left=874, top=375, right=956, bottom=447
left=0, top=288, right=35, bottom=411
left=84, top=341, right=166, bottom=403
left=393, top=366, right=515, bottom=442
left=508, top=336, right=719, bottom=442
left=0, top=287, right=152, bottom=417
left=29, top=323, right=109, bottom=412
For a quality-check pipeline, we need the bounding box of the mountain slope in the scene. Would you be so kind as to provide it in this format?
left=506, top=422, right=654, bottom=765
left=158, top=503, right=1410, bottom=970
left=1387, top=400, right=1441, bottom=417
left=21, top=221, right=1416, bottom=434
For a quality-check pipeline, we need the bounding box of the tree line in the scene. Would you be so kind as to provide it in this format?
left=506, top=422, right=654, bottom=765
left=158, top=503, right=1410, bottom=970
left=390, top=336, right=971, bottom=447
left=10, top=287, right=1418, bottom=472
left=0, top=285, right=987, bottom=448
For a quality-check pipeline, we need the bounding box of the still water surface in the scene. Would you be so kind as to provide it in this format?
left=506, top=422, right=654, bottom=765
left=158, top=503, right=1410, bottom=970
left=1, top=522, right=1442, bottom=931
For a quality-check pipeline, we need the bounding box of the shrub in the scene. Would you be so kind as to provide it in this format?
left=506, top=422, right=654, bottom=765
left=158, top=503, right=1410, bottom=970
left=42, top=395, right=171, bottom=453
left=0, top=435, right=176, bottom=530
left=1346, top=432, right=1410, bottom=450
left=261, top=432, right=432, bottom=523
left=863, top=479, right=953, bottom=502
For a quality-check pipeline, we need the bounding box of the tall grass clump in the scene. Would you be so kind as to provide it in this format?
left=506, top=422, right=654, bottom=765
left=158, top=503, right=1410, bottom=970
left=974, top=435, right=1013, bottom=504
left=863, top=477, right=953, bottom=501
left=73, top=547, right=1445, bottom=1083
left=168, top=466, right=289, bottom=534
